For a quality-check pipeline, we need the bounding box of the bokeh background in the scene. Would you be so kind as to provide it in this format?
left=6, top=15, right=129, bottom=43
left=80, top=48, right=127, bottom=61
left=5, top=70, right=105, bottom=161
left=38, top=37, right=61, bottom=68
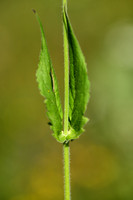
left=0, top=0, right=133, bottom=199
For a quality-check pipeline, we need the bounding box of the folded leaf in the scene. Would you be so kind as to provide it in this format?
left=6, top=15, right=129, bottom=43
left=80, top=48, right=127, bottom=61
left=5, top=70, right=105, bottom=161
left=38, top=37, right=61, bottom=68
left=35, top=11, right=65, bottom=143
left=63, top=9, right=90, bottom=141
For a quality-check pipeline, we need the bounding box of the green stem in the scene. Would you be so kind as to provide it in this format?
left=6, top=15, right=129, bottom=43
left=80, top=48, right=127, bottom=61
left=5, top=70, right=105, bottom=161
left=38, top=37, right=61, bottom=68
left=63, top=0, right=69, bottom=137
left=63, top=143, right=71, bottom=200
left=63, top=0, right=71, bottom=200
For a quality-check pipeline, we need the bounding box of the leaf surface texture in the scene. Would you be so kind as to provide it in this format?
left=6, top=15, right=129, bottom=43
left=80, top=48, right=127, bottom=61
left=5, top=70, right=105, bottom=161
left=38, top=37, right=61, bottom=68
left=64, top=10, right=90, bottom=140
left=35, top=13, right=64, bottom=142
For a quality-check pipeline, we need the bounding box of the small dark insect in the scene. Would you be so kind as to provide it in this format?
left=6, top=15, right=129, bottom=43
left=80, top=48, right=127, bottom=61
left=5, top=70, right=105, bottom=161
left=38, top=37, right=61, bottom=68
left=48, top=122, right=52, bottom=126
left=32, top=9, right=36, bottom=14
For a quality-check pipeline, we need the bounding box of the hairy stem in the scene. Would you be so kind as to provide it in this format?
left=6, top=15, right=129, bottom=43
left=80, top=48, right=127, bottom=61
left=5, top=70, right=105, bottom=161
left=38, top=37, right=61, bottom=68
left=63, top=143, right=71, bottom=200
left=63, top=0, right=71, bottom=200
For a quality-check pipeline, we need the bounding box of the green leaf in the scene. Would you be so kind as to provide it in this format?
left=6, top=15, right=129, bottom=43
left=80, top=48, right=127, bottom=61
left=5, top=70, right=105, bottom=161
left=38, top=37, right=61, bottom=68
left=34, top=11, right=65, bottom=143
left=63, top=9, right=90, bottom=141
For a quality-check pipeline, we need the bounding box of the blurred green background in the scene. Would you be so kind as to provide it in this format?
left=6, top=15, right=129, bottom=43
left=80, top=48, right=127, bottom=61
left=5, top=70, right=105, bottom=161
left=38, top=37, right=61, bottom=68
left=0, top=0, right=133, bottom=199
